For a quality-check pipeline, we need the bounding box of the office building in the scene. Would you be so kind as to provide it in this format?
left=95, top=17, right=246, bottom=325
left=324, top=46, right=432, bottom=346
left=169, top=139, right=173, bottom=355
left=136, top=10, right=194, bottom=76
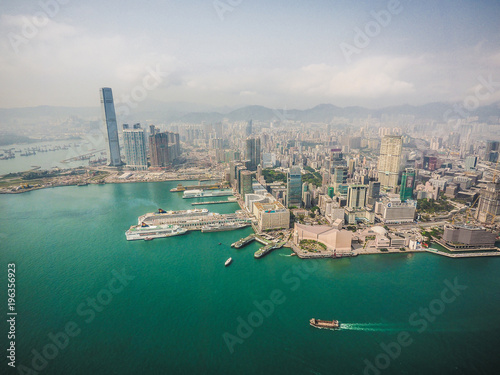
left=287, top=166, right=302, bottom=208
left=375, top=197, right=417, bottom=224
left=465, top=156, right=478, bottom=170
left=245, top=120, right=253, bottom=137
left=239, top=170, right=254, bottom=198
left=378, top=135, right=402, bottom=189
left=485, top=140, right=499, bottom=162
left=100, top=87, right=122, bottom=166
left=347, top=185, right=367, bottom=209
left=367, top=181, right=381, bottom=205
left=245, top=137, right=261, bottom=171
left=123, top=124, right=147, bottom=170
left=400, top=168, right=416, bottom=201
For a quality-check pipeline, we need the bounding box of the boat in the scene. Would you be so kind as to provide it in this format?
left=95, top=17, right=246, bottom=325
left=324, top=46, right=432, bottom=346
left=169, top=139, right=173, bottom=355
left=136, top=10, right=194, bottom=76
left=225, top=258, right=232, bottom=266
left=183, top=189, right=234, bottom=199
left=201, top=222, right=249, bottom=233
left=125, top=223, right=188, bottom=241
left=309, top=318, right=340, bottom=329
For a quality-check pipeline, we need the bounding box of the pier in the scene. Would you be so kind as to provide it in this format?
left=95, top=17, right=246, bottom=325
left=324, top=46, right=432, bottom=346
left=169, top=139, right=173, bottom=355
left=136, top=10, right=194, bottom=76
left=191, top=200, right=234, bottom=206
left=140, top=210, right=251, bottom=231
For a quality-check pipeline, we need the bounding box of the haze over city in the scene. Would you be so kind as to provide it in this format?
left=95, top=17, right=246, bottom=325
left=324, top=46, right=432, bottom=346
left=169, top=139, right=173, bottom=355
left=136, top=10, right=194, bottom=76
left=1, top=0, right=500, bottom=110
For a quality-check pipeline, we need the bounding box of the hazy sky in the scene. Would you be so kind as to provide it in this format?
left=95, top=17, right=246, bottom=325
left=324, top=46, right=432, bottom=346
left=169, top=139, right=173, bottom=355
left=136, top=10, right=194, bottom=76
left=1, top=0, right=500, bottom=110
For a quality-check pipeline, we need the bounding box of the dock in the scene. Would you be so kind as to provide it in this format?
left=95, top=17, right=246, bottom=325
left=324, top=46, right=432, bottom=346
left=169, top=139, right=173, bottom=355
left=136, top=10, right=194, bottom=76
left=192, top=200, right=234, bottom=205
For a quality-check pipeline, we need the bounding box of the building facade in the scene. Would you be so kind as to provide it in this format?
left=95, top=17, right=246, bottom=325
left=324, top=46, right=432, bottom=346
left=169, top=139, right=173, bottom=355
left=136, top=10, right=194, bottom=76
left=123, top=124, right=147, bottom=170
left=377, top=135, right=402, bottom=189
left=287, top=166, right=302, bottom=208
left=100, top=87, right=122, bottom=166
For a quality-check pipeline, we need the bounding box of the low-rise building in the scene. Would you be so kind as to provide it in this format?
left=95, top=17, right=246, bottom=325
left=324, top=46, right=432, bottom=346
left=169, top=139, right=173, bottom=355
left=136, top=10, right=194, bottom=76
left=293, top=223, right=352, bottom=251
left=375, top=197, right=416, bottom=224
left=442, top=225, right=496, bottom=248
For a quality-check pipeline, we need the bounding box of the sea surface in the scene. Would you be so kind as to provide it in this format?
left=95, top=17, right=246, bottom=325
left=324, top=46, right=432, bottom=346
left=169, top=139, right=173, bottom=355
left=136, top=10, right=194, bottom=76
left=0, top=139, right=107, bottom=175
left=1, top=181, right=500, bottom=375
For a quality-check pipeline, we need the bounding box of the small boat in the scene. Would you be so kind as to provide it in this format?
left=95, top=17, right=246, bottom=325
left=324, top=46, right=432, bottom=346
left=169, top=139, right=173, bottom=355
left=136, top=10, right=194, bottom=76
left=309, top=318, right=340, bottom=329
left=225, top=258, right=232, bottom=266
left=218, top=242, right=222, bottom=245
left=144, top=237, right=153, bottom=241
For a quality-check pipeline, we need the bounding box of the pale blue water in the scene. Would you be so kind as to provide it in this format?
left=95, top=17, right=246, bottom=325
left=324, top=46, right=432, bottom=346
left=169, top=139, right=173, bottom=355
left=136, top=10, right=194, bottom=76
left=1, top=181, right=500, bottom=374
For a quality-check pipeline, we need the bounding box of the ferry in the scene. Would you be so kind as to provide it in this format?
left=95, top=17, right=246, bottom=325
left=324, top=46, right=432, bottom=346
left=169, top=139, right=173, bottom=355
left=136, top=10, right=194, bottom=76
left=225, top=258, right=232, bottom=266
left=201, top=222, right=249, bottom=233
left=183, top=189, right=234, bottom=199
left=309, top=318, right=340, bottom=329
left=125, top=223, right=187, bottom=241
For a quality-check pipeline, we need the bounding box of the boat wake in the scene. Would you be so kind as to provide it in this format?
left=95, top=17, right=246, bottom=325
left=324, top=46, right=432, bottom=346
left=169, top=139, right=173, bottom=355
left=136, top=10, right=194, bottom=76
left=339, top=323, right=407, bottom=332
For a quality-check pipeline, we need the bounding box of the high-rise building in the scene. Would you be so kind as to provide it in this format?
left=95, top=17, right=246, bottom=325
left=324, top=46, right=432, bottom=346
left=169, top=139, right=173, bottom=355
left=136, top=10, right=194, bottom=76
left=245, top=120, right=253, bottom=137
left=465, top=156, right=478, bottom=170
left=123, top=124, right=147, bottom=170
left=347, top=185, right=367, bottom=209
left=100, top=87, right=122, bottom=166
left=367, top=181, right=381, bottom=205
left=239, top=170, right=254, bottom=198
left=149, top=133, right=169, bottom=167
left=287, top=166, right=302, bottom=208
left=378, top=135, right=402, bottom=189
left=245, top=137, right=261, bottom=171
left=485, top=140, right=499, bottom=162
left=400, top=168, right=416, bottom=201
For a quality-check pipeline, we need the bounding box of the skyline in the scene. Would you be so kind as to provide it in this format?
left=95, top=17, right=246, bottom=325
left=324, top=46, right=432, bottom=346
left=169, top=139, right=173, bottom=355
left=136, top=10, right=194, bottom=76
left=1, top=0, right=500, bottom=110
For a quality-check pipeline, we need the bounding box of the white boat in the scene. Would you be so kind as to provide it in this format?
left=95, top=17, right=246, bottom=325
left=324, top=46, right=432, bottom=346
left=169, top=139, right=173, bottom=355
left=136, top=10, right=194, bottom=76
left=183, top=189, right=234, bottom=199
left=225, top=257, right=232, bottom=266
left=125, top=223, right=187, bottom=241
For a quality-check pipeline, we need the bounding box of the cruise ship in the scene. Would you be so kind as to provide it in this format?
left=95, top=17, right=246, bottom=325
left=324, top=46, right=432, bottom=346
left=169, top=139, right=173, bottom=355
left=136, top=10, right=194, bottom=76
left=125, top=223, right=187, bottom=241
left=182, top=189, right=234, bottom=199
left=201, top=222, right=249, bottom=233
left=138, top=208, right=209, bottom=225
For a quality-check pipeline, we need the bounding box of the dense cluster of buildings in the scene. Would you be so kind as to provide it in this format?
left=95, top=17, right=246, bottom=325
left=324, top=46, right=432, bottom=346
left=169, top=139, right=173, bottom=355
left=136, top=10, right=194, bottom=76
left=100, top=87, right=180, bottom=170
left=101, top=86, right=500, bottom=249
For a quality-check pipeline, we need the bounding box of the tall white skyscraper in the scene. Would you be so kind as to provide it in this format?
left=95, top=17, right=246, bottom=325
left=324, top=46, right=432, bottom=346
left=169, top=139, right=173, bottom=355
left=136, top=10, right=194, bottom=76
left=100, top=87, right=122, bottom=166
left=123, top=124, right=147, bottom=170
left=378, top=135, right=402, bottom=189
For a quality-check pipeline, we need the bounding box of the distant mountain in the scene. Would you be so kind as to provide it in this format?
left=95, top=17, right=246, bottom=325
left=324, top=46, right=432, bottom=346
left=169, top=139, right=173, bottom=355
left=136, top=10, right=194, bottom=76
left=1, top=101, right=499, bottom=129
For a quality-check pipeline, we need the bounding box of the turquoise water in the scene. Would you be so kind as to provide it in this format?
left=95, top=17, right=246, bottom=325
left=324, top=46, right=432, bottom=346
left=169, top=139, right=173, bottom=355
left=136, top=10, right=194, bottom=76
left=1, top=181, right=500, bottom=374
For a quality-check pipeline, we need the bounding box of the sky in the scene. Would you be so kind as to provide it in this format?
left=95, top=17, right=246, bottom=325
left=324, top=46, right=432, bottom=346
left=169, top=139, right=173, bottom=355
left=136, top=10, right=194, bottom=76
left=1, top=0, right=500, bottom=110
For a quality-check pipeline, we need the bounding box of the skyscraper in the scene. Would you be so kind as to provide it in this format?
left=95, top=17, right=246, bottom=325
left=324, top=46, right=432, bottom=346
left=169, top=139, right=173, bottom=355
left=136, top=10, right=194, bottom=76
left=367, top=180, right=381, bottom=205
left=465, top=155, right=478, bottom=170
left=123, top=124, right=147, bottom=170
left=100, top=87, right=122, bottom=166
left=245, top=120, right=253, bottom=137
left=287, top=166, right=302, bottom=208
left=149, top=132, right=169, bottom=167
left=347, top=185, right=367, bottom=209
left=400, top=168, right=416, bottom=201
left=378, top=135, right=402, bottom=189
left=245, top=137, right=261, bottom=171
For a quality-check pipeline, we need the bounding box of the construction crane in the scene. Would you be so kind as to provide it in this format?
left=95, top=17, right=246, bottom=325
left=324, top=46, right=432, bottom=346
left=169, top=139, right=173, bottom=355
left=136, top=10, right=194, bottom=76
left=465, top=194, right=481, bottom=224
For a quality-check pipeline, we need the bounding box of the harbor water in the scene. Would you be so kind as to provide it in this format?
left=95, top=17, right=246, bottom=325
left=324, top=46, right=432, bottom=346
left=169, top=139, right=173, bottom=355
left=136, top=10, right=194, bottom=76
left=1, top=180, right=500, bottom=374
